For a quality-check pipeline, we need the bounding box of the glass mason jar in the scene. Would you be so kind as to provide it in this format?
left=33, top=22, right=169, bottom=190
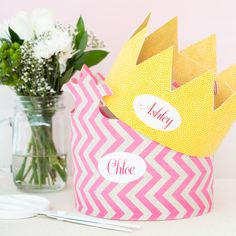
left=11, top=95, right=67, bottom=192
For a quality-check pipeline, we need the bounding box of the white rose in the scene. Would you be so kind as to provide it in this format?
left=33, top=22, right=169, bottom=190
left=0, top=8, right=55, bottom=41
left=51, top=30, right=74, bottom=73
left=30, top=8, right=54, bottom=36
left=9, top=11, right=33, bottom=40
left=33, top=40, right=56, bottom=59
left=33, top=28, right=74, bottom=73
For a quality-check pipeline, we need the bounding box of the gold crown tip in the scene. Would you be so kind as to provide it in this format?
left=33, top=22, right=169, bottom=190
left=181, top=34, right=216, bottom=53
left=209, top=34, right=216, bottom=40
left=202, top=34, right=216, bottom=41
left=179, top=34, right=217, bottom=70
left=146, top=12, right=152, bottom=19
left=172, top=16, right=178, bottom=23
left=165, top=16, right=178, bottom=27
left=217, top=65, right=236, bottom=84
left=131, top=14, right=151, bottom=38
left=150, top=16, right=178, bottom=33
left=205, top=34, right=216, bottom=49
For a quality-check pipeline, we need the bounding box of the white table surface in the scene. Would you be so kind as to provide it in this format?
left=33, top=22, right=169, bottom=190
left=1, top=171, right=236, bottom=236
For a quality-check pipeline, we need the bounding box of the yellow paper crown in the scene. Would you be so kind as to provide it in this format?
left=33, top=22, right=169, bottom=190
left=104, top=15, right=236, bottom=157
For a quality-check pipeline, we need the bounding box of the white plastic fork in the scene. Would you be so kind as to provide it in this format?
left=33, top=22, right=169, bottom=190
left=42, top=212, right=132, bottom=232
left=38, top=210, right=141, bottom=232
left=0, top=195, right=141, bottom=232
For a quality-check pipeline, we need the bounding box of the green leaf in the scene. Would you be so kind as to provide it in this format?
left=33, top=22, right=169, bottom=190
left=73, top=50, right=109, bottom=70
left=59, top=67, right=74, bottom=89
left=8, top=27, right=23, bottom=44
left=66, top=50, right=83, bottom=69
left=74, top=17, right=88, bottom=50
left=76, top=16, right=85, bottom=34
left=72, top=51, right=83, bottom=62
left=74, top=31, right=88, bottom=50
left=78, top=31, right=88, bottom=51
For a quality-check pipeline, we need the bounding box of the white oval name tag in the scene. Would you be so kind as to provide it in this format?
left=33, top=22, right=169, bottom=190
left=98, top=152, right=147, bottom=183
left=133, top=94, right=182, bottom=131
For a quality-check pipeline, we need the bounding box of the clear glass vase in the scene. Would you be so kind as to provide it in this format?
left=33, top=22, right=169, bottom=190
left=11, top=95, right=67, bottom=192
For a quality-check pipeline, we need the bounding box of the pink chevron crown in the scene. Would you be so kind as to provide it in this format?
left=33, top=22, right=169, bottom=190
left=64, top=65, right=213, bottom=221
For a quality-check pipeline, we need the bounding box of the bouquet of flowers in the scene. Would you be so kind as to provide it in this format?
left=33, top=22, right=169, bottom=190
left=0, top=8, right=108, bottom=191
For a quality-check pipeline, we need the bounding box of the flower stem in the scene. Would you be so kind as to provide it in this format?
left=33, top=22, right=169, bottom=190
left=14, top=98, right=67, bottom=189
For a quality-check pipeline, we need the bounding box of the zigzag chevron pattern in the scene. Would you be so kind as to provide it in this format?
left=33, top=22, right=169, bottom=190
left=65, top=66, right=213, bottom=221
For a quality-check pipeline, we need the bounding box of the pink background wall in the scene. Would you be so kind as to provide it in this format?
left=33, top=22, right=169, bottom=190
left=0, top=0, right=236, bottom=177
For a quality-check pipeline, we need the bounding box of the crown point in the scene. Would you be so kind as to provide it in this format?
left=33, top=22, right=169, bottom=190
left=137, top=16, right=178, bottom=64
left=215, top=64, right=236, bottom=109
left=181, top=34, right=216, bottom=71
left=131, top=13, right=151, bottom=38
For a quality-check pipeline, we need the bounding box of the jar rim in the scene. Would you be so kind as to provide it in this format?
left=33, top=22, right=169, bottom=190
left=16, top=94, right=63, bottom=99
left=15, top=94, right=65, bottom=112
